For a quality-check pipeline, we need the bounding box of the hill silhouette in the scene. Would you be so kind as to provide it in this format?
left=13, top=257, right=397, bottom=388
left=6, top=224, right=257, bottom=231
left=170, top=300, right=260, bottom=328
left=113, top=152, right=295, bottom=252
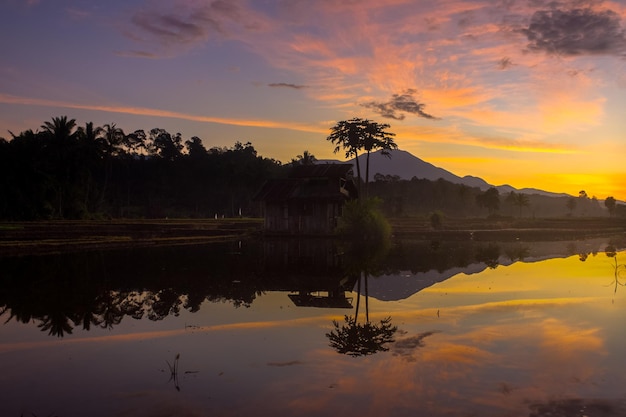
left=321, top=149, right=570, bottom=198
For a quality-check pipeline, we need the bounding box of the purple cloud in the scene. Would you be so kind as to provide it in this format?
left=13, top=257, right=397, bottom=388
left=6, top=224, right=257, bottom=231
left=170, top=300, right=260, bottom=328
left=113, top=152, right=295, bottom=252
left=362, top=89, right=438, bottom=120
left=522, top=8, right=626, bottom=56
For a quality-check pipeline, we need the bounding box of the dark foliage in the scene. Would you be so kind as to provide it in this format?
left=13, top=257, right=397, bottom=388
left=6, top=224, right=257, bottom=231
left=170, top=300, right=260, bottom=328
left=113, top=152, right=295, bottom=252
left=1, top=116, right=614, bottom=220
left=0, top=117, right=286, bottom=220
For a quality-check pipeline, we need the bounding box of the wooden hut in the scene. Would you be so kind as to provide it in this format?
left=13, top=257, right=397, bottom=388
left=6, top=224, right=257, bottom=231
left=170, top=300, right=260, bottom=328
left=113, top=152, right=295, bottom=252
left=253, top=164, right=357, bottom=235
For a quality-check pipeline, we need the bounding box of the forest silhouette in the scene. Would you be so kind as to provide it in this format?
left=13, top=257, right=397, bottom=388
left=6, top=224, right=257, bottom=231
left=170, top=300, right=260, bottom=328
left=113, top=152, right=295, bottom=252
left=0, top=116, right=615, bottom=220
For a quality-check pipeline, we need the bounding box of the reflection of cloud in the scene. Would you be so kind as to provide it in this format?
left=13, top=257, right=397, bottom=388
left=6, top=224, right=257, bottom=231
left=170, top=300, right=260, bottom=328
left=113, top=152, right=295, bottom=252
left=539, top=318, right=604, bottom=363
left=392, top=331, right=440, bottom=361
left=267, top=361, right=304, bottom=367
left=522, top=8, right=626, bottom=56
left=0, top=316, right=326, bottom=354
left=362, top=89, right=438, bottom=120
left=290, top=313, right=609, bottom=415
left=422, top=341, right=494, bottom=366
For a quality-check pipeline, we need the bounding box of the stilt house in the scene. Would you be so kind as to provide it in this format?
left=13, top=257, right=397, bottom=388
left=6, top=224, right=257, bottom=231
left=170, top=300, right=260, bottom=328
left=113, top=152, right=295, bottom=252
left=253, top=164, right=357, bottom=235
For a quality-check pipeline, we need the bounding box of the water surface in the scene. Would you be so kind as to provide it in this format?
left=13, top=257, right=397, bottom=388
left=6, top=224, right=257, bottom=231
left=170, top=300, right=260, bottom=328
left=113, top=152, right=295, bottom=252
left=1, top=237, right=626, bottom=416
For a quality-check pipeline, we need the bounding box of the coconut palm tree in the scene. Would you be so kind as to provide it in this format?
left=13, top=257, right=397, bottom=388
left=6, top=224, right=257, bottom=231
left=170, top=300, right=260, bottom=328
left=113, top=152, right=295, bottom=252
left=76, top=121, right=105, bottom=212
left=361, top=119, right=396, bottom=198
left=327, top=118, right=366, bottom=196
left=97, top=123, right=125, bottom=209
left=327, top=118, right=396, bottom=198
left=292, top=150, right=317, bottom=166
left=40, top=116, right=78, bottom=217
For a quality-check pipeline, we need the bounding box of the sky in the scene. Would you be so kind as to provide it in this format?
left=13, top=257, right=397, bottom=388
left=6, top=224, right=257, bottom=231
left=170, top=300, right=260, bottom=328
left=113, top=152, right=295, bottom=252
left=1, top=0, right=626, bottom=199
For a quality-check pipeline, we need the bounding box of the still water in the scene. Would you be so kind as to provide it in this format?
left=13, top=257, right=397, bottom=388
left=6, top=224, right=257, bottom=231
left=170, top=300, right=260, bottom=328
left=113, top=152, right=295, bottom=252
left=1, top=236, right=626, bottom=417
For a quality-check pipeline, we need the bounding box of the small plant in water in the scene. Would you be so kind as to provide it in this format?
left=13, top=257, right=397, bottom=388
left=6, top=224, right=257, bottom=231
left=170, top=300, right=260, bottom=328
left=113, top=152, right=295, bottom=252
left=166, top=353, right=181, bottom=391
left=607, top=256, right=626, bottom=294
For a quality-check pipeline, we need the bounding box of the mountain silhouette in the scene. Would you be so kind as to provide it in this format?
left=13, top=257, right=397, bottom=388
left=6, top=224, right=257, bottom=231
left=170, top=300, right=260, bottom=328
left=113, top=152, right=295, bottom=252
left=320, top=149, right=569, bottom=198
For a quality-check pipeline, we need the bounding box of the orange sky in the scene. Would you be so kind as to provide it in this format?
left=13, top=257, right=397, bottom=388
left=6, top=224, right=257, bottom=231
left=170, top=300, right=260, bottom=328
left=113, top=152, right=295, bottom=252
left=1, top=0, right=626, bottom=198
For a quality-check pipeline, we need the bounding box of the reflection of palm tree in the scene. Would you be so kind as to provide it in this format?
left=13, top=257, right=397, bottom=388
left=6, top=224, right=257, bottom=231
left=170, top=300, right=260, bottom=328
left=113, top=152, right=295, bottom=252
left=326, top=272, right=397, bottom=357
left=327, top=314, right=396, bottom=357
left=38, top=311, right=74, bottom=337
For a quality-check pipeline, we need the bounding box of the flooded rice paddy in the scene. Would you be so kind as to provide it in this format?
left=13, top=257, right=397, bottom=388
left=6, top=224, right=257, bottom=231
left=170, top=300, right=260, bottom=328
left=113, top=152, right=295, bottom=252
left=1, top=236, right=626, bottom=417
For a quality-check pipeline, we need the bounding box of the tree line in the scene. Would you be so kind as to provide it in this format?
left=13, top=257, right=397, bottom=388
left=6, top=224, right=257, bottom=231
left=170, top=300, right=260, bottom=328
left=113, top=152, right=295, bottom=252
left=369, top=175, right=614, bottom=218
left=0, top=116, right=287, bottom=220
left=0, top=116, right=621, bottom=220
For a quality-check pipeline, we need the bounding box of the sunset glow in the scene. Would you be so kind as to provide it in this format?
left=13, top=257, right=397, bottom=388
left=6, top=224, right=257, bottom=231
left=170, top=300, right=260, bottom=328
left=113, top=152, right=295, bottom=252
left=1, top=0, right=625, bottom=198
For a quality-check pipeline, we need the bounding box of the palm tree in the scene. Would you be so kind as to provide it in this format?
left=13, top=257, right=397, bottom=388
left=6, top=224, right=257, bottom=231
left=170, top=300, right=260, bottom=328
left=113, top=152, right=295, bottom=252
left=41, top=116, right=77, bottom=145
left=327, top=118, right=397, bottom=198
left=294, top=150, right=317, bottom=165
left=99, top=123, right=125, bottom=158
left=40, top=116, right=78, bottom=217
left=98, top=124, right=125, bottom=210
left=76, top=122, right=105, bottom=212
left=361, top=119, right=396, bottom=198
left=327, top=119, right=366, bottom=196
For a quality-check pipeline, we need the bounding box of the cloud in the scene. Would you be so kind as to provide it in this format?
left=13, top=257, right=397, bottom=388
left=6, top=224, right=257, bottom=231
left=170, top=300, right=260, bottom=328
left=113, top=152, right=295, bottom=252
left=130, top=11, right=207, bottom=45
left=126, top=0, right=264, bottom=48
left=115, top=50, right=160, bottom=59
left=497, top=56, right=514, bottom=70
left=362, top=89, right=439, bottom=120
left=522, top=8, right=626, bottom=56
left=267, top=83, right=308, bottom=89
left=66, top=8, right=91, bottom=19
left=0, top=93, right=326, bottom=134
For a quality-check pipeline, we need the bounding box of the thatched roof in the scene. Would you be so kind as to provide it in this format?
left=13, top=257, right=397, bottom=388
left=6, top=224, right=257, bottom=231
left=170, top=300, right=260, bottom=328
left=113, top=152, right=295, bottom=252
left=253, top=163, right=355, bottom=202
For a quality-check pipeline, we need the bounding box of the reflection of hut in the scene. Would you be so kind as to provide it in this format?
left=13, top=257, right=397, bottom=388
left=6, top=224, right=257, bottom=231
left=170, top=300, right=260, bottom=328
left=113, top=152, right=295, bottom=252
left=259, top=238, right=358, bottom=309
left=253, top=164, right=357, bottom=235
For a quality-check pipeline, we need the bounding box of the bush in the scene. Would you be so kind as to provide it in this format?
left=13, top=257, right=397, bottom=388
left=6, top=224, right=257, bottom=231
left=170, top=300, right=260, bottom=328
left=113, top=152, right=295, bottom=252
left=429, top=210, right=444, bottom=229
left=336, top=198, right=391, bottom=242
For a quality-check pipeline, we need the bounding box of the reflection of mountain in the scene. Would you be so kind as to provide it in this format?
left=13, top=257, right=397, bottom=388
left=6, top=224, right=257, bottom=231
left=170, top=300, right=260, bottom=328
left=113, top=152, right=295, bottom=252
left=367, top=264, right=488, bottom=301
left=367, top=237, right=626, bottom=301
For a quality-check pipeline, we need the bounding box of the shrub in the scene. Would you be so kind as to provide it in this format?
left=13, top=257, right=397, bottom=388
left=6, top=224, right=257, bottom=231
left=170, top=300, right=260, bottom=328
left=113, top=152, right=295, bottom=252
left=429, top=210, right=444, bottom=229
left=336, top=198, right=391, bottom=242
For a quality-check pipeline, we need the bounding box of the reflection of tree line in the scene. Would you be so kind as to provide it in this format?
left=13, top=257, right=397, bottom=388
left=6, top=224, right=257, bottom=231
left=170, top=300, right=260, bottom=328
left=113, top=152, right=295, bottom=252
left=2, top=238, right=625, bottom=338
left=0, top=242, right=266, bottom=337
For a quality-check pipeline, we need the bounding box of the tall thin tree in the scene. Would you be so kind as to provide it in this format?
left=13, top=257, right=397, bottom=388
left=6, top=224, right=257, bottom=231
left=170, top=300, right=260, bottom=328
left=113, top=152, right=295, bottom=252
left=360, top=119, right=397, bottom=198
left=327, top=118, right=365, bottom=196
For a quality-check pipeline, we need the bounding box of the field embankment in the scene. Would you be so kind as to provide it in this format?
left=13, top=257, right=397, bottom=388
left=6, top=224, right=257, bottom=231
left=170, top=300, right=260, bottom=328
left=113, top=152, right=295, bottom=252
left=1, top=216, right=625, bottom=256
left=389, top=216, right=626, bottom=241
left=0, top=219, right=263, bottom=256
